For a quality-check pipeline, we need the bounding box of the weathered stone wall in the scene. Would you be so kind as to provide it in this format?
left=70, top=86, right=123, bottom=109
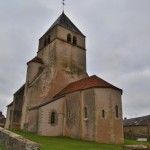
left=65, top=91, right=81, bottom=139
left=95, top=88, right=124, bottom=144
left=122, top=145, right=148, bottom=150
left=0, top=127, right=41, bottom=150
left=5, top=104, right=13, bottom=129
left=81, top=89, right=95, bottom=141
left=38, top=97, right=65, bottom=136
left=7, top=85, right=25, bottom=129
left=124, top=126, right=150, bottom=139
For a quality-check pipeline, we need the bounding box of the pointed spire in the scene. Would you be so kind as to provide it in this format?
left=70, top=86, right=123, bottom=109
left=44, top=12, right=85, bottom=36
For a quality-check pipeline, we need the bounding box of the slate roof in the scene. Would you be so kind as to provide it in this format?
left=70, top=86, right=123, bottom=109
left=27, top=57, right=43, bottom=65
left=44, top=12, right=84, bottom=36
left=55, top=75, right=123, bottom=97
left=124, top=115, right=150, bottom=126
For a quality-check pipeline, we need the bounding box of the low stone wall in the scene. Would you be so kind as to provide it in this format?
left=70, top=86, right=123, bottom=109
left=0, top=127, right=41, bottom=150
left=122, top=145, right=148, bottom=150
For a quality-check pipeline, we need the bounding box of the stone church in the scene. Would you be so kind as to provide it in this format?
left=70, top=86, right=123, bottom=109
left=5, top=12, right=124, bottom=144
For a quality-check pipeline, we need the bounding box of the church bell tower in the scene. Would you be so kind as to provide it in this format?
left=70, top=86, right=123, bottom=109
left=21, top=12, right=88, bottom=131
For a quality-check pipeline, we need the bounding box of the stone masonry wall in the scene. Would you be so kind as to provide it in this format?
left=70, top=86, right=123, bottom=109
left=0, top=127, right=41, bottom=150
left=122, top=145, right=149, bottom=150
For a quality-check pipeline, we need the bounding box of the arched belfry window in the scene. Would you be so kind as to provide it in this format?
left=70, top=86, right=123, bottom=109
left=51, top=111, right=57, bottom=125
left=115, top=105, right=119, bottom=118
left=67, top=34, right=71, bottom=43
left=84, top=107, right=88, bottom=118
left=73, top=36, right=77, bottom=45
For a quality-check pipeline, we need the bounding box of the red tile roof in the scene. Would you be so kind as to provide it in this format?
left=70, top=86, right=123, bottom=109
left=55, top=75, right=122, bottom=97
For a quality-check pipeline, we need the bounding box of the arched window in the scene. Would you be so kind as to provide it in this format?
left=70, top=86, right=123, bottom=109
left=102, top=110, right=105, bottom=118
left=44, top=38, right=47, bottom=46
left=73, top=36, right=77, bottom=45
left=48, top=35, right=51, bottom=43
left=84, top=107, right=88, bottom=118
left=51, top=111, right=56, bottom=125
left=67, top=34, right=71, bottom=43
left=115, top=105, right=119, bottom=118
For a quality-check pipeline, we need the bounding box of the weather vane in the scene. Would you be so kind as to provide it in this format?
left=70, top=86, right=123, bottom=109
left=62, top=0, right=65, bottom=12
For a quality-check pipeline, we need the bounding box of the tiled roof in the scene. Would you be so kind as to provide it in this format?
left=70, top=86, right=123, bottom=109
left=27, top=57, right=43, bottom=65
left=124, top=115, right=150, bottom=126
left=45, top=12, right=84, bottom=36
left=55, top=75, right=122, bottom=97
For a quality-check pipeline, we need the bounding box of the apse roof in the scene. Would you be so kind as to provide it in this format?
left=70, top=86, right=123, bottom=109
left=30, top=75, right=122, bottom=110
left=44, top=12, right=84, bottom=37
left=55, top=75, right=123, bottom=97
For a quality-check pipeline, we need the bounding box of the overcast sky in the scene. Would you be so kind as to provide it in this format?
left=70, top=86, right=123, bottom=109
left=0, top=0, right=150, bottom=118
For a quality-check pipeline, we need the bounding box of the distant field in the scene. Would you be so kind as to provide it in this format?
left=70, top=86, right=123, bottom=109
left=2, top=130, right=150, bottom=150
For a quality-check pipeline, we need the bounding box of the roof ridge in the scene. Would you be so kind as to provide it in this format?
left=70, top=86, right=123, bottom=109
left=54, top=75, right=122, bottom=97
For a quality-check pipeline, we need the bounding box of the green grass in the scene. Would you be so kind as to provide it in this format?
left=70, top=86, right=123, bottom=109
left=11, top=130, right=122, bottom=150
left=7, top=130, right=150, bottom=150
left=0, top=145, right=7, bottom=150
left=125, top=139, right=150, bottom=147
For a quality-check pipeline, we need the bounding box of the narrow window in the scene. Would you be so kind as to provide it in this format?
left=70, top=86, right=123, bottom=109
left=44, top=38, right=47, bottom=46
left=84, top=107, right=88, bottom=118
left=67, top=34, right=71, bottom=43
left=51, top=112, right=56, bottom=125
left=67, top=111, right=71, bottom=119
left=48, top=35, right=51, bottom=43
left=115, top=105, right=119, bottom=118
left=102, top=110, right=105, bottom=118
left=73, top=36, right=77, bottom=45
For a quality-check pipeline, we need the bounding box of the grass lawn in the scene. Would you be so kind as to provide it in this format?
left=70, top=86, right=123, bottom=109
left=8, top=130, right=150, bottom=150
left=0, top=146, right=6, bottom=150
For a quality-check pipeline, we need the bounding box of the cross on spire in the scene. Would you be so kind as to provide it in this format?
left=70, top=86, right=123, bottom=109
left=62, top=0, right=65, bottom=12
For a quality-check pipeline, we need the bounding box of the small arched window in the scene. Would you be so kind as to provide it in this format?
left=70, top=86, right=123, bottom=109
left=67, top=34, right=71, bottom=43
left=102, top=110, right=105, bottom=118
left=84, top=107, right=88, bottom=118
left=73, top=36, right=77, bottom=45
left=44, top=38, right=47, bottom=46
left=51, top=111, right=56, bottom=125
left=115, top=105, right=119, bottom=118
left=48, top=35, right=51, bottom=43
